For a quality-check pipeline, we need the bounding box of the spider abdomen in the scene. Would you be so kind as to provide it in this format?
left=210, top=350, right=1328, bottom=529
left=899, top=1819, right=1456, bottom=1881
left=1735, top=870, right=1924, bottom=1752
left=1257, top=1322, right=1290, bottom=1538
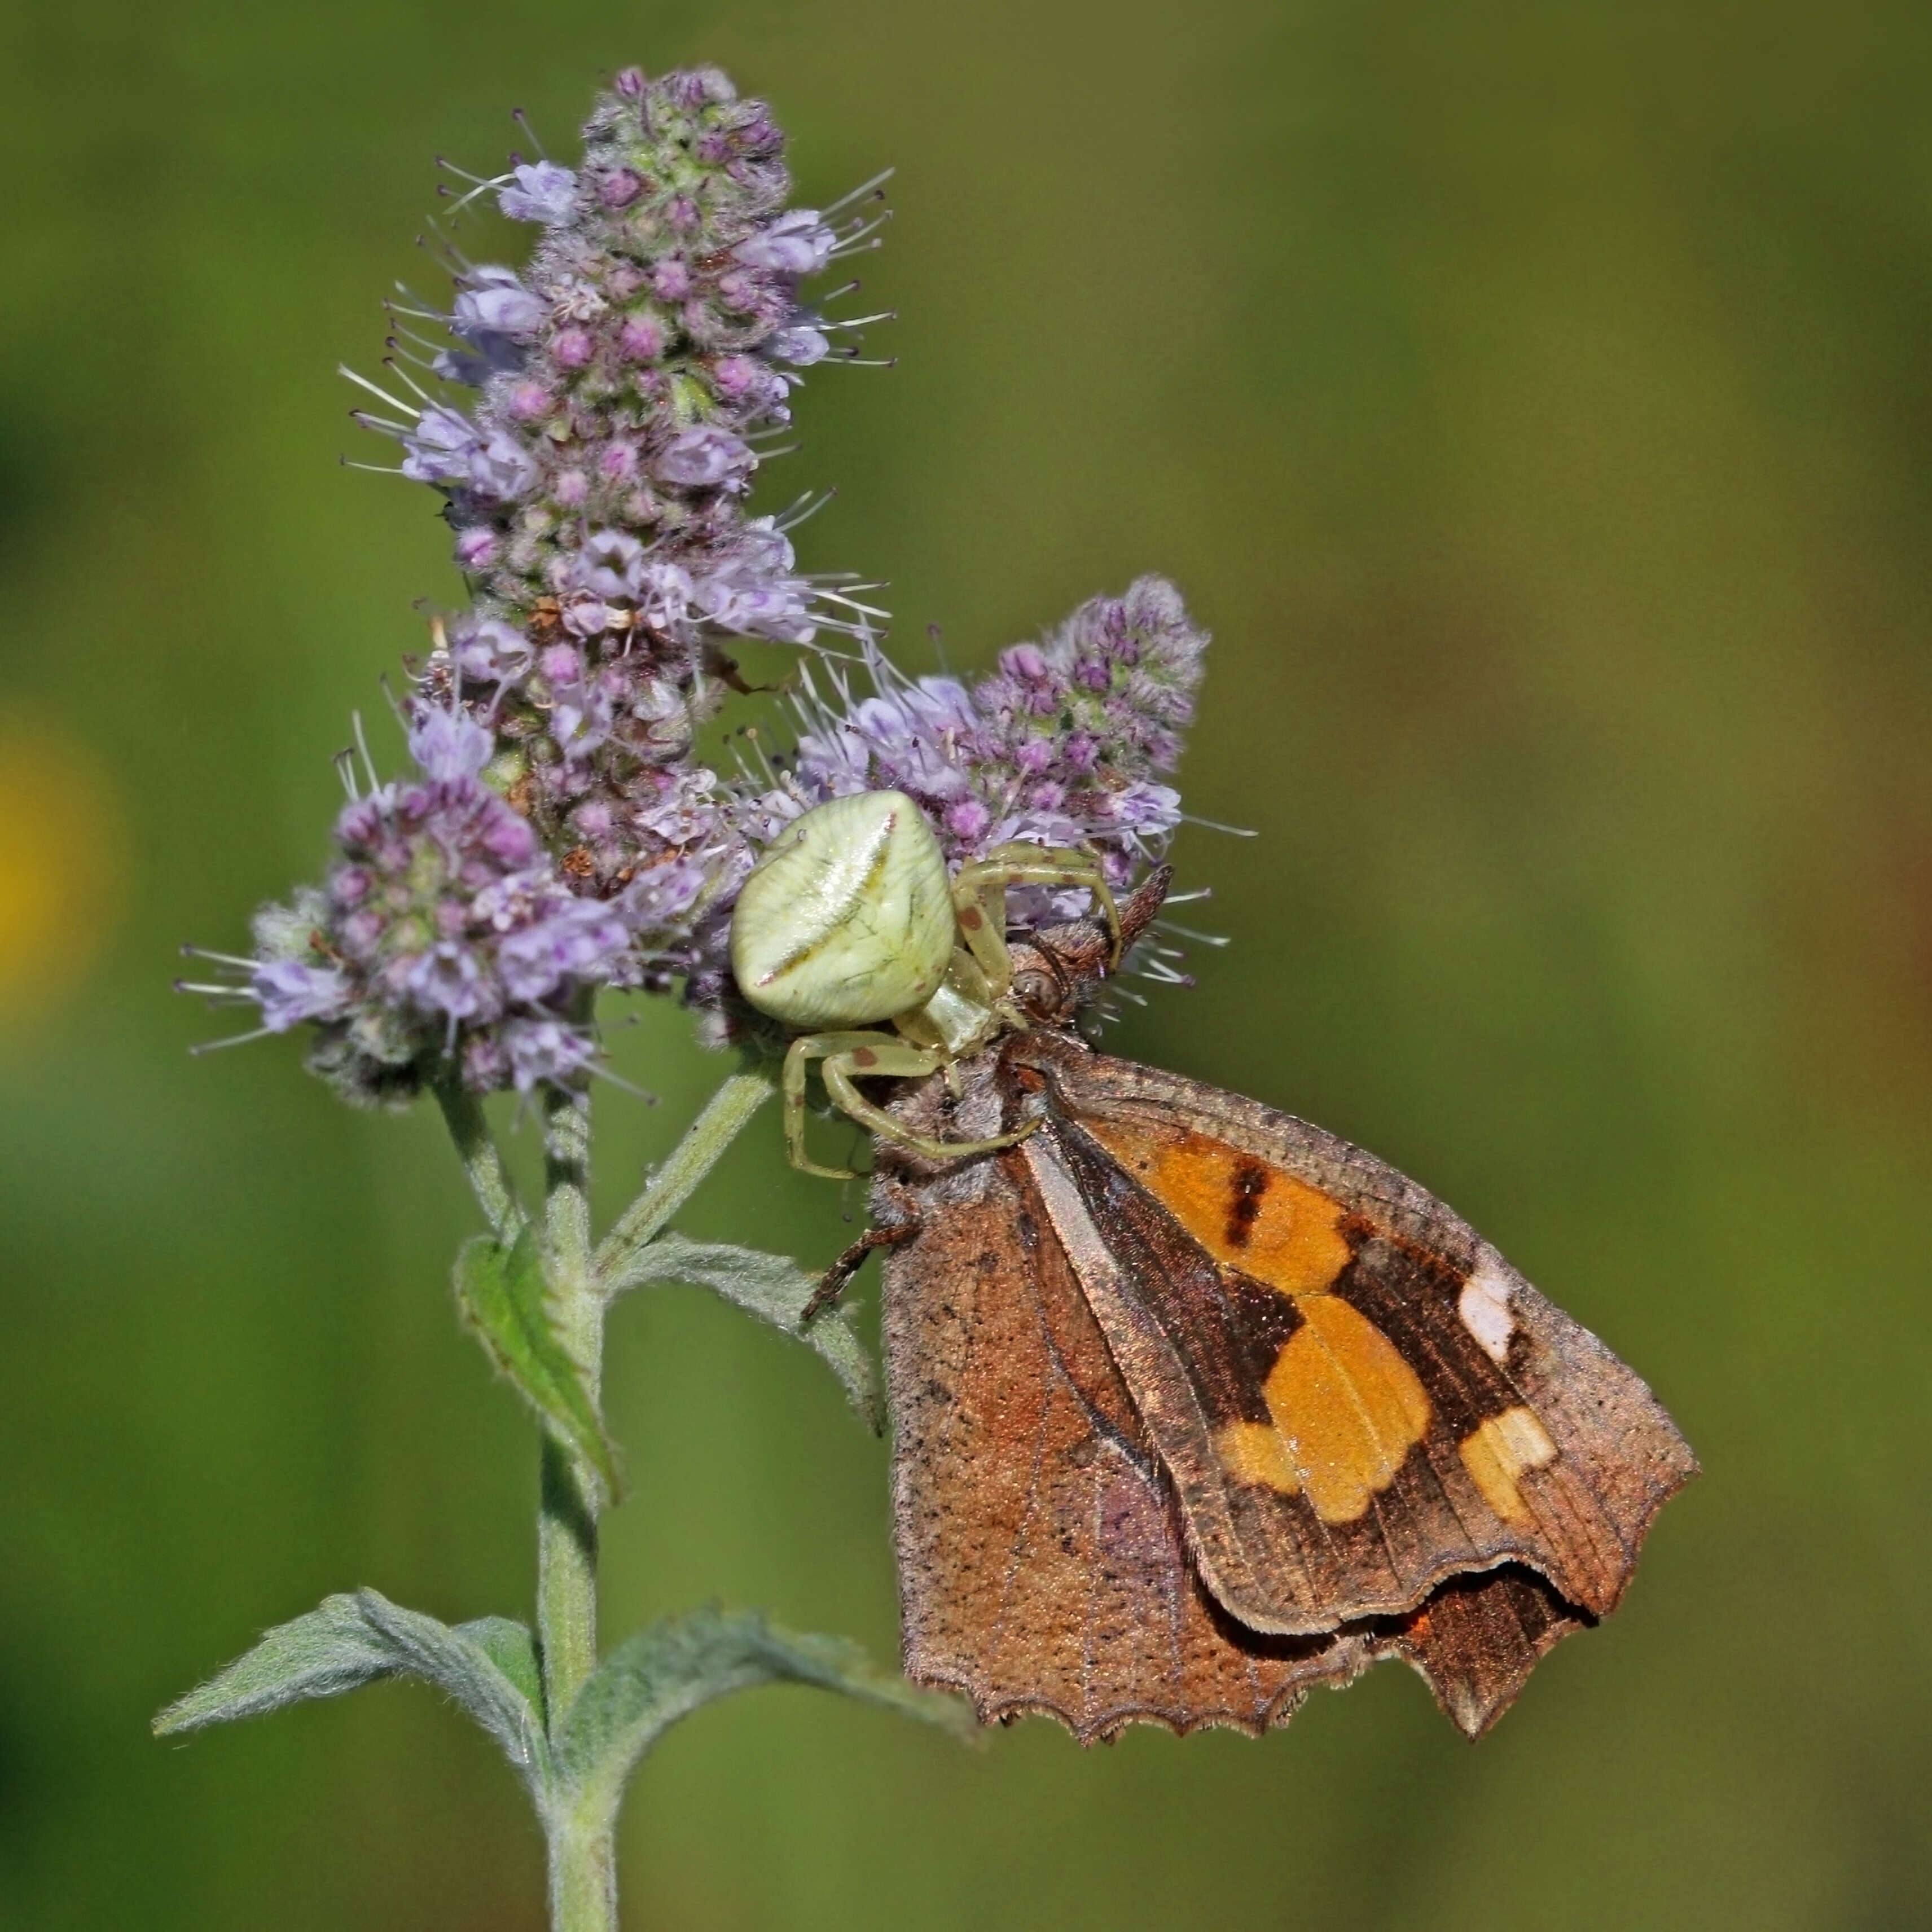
left=730, top=791, right=956, bottom=1029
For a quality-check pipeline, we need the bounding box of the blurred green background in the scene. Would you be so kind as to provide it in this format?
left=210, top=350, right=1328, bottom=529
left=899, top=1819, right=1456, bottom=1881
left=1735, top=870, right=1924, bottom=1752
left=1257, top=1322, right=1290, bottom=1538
left=3, top=0, right=1929, bottom=1925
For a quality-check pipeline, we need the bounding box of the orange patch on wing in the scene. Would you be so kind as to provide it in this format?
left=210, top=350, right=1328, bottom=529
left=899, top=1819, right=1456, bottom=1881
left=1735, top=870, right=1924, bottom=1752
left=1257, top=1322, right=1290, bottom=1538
left=1214, top=1421, right=1303, bottom=1494
left=1459, top=1407, right=1557, bottom=1523
left=1082, top=1120, right=1353, bottom=1295
left=1214, top=1296, right=1432, bottom=1524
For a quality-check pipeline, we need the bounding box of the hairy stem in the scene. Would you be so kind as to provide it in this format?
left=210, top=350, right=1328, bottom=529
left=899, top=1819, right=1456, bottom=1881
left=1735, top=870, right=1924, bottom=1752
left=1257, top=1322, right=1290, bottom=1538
left=436, top=1070, right=776, bottom=1930
left=434, top=1081, right=524, bottom=1240
left=595, top=1068, right=775, bottom=1285
left=537, top=1087, right=612, bottom=1932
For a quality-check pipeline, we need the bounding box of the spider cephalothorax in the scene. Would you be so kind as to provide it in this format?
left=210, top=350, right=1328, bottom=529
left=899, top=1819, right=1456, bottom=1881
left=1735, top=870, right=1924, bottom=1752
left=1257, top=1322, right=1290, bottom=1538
left=727, top=789, right=1125, bottom=1176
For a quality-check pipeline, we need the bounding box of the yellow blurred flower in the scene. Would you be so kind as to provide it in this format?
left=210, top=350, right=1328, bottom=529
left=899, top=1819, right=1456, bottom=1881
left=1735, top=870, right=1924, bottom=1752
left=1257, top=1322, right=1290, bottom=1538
left=0, top=722, right=126, bottom=1024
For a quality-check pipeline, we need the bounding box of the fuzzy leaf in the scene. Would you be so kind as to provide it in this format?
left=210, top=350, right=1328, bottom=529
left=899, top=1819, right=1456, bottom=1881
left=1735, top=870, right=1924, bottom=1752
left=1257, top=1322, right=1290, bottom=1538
left=605, top=1234, right=882, bottom=1432
left=152, top=1595, right=393, bottom=1733
left=458, top=1614, right=545, bottom=1715
left=554, top=1607, right=974, bottom=1828
left=456, top=1226, right=621, bottom=1492
left=351, top=1592, right=547, bottom=1778
left=154, top=1591, right=549, bottom=1790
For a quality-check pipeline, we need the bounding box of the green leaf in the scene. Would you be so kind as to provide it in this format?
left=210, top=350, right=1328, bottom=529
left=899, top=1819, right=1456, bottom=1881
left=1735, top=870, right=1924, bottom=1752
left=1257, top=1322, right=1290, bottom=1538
left=457, top=1614, right=545, bottom=1715
left=553, top=1607, right=974, bottom=1830
left=455, top=1225, right=621, bottom=1492
left=154, top=1591, right=550, bottom=1793
left=351, top=1592, right=547, bottom=1778
left=152, top=1595, right=393, bottom=1732
left=603, top=1234, right=882, bottom=1432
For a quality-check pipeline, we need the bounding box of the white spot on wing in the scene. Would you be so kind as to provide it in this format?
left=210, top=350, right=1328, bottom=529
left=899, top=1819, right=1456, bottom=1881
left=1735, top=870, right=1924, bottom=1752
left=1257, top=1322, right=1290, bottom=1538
left=1458, top=1252, right=1514, bottom=1364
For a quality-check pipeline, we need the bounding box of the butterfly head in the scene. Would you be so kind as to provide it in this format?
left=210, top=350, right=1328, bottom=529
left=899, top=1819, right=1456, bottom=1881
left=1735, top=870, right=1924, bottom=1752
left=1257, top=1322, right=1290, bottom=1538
left=1007, top=864, right=1175, bottom=1030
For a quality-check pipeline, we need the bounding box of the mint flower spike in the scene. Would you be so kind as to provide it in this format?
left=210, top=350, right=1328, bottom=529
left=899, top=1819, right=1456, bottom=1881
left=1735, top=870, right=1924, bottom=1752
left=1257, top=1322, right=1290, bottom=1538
left=663, top=576, right=1211, bottom=1038
left=344, top=64, right=892, bottom=901
left=179, top=704, right=714, bottom=1101
left=785, top=575, right=1209, bottom=906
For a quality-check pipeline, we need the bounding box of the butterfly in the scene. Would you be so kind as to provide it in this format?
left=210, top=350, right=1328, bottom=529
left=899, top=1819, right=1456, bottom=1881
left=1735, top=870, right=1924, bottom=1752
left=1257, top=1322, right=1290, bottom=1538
left=731, top=793, right=1698, bottom=1739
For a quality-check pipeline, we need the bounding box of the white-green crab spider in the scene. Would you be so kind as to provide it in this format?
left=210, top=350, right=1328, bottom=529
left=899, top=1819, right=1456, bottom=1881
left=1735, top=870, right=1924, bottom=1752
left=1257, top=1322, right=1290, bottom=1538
left=729, top=789, right=1121, bottom=1178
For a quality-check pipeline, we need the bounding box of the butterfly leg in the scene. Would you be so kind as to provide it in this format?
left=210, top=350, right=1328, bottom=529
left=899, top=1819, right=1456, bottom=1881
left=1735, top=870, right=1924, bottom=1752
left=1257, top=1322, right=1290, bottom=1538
left=803, top=1178, right=924, bottom=1323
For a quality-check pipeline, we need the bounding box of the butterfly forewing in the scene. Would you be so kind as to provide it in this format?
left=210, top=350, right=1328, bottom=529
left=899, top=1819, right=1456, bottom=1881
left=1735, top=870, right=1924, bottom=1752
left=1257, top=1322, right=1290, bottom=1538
left=1011, top=1035, right=1698, bottom=1638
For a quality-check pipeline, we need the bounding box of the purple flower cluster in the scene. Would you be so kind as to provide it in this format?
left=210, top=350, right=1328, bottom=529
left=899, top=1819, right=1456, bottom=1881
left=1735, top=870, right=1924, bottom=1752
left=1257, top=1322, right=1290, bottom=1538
left=214, top=710, right=709, bottom=1101
left=349, top=64, right=887, bottom=897
left=186, top=65, right=1217, bottom=1099
left=779, top=576, right=1205, bottom=894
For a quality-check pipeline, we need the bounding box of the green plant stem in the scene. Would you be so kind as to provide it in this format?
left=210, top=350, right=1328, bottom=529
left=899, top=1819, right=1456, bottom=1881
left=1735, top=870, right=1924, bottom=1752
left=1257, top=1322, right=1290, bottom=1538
left=434, top=1082, right=524, bottom=1240
left=436, top=1069, right=778, bottom=1932
left=537, top=1087, right=612, bottom=1932
left=595, top=1068, right=775, bottom=1285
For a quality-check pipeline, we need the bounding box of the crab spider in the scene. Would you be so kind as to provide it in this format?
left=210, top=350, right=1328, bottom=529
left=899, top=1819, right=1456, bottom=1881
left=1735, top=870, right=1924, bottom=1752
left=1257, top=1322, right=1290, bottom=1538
left=729, top=790, right=1121, bottom=1178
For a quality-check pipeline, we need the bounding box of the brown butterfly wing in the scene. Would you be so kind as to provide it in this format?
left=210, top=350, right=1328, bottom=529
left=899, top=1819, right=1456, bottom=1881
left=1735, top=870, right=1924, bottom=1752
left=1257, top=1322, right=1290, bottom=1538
left=1390, top=1565, right=1591, bottom=1737
left=877, top=1056, right=1608, bottom=1739
left=881, top=1130, right=1375, bottom=1741
left=1011, top=1035, right=1698, bottom=1639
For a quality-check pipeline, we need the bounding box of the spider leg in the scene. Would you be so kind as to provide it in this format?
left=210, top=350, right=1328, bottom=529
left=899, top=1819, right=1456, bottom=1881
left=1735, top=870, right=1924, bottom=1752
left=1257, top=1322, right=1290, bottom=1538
left=952, top=845, right=1123, bottom=968
left=781, top=1029, right=904, bottom=1179
left=947, top=868, right=1013, bottom=994
left=820, top=1041, right=1040, bottom=1165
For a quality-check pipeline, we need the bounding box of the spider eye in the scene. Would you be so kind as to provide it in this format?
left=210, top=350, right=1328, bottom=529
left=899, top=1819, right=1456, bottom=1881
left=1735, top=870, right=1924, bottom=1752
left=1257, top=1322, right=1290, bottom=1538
left=730, top=791, right=956, bottom=1030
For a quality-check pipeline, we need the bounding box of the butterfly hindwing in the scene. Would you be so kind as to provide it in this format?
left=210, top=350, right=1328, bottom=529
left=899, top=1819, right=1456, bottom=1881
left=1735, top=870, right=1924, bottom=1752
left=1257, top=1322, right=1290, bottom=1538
left=879, top=1100, right=1376, bottom=1740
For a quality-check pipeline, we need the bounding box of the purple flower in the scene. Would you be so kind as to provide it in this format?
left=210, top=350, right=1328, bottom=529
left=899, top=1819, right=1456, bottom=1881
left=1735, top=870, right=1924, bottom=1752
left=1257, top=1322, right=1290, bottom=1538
left=470, top=429, right=539, bottom=500
left=617, top=315, right=666, bottom=361
left=650, top=258, right=694, bottom=301
left=599, top=167, right=644, bottom=209
left=562, top=594, right=613, bottom=639
left=402, top=940, right=494, bottom=1022
left=499, top=1016, right=598, bottom=1092
left=432, top=337, right=525, bottom=386
left=619, top=859, right=709, bottom=928
left=400, top=405, right=481, bottom=484
left=454, top=528, right=499, bottom=570
left=496, top=896, right=634, bottom=1001
left=448, top=614, right=533, bottom=684
left=551, top=678, right=616, bottom=758
left=453, top=267, right=546, bottom=340
left=767, top=324, right=829, bottom=366
left=655, top=427, right=754, bottom=488
left=190, top=705, right=732, bottom=1097
left=577, top=528, right=646, bottom=599
left=497, top=161, right=578, bottom=225
left=251, top=959, right=351, bottom=1031
left=408, top=706, right=494, bottom=781
left=342, top=65, right=899, bottom=905
left=733, top=209, right=835, bottom=275
left=597, top=440, right=640, bottom=484
left=691, top=524, right=816, bottom=643
left=695, top=568, right=816, bottom=644
left=780, top=578, right=1208, bottom=894
left=507, top=380, right=552, bottom=421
